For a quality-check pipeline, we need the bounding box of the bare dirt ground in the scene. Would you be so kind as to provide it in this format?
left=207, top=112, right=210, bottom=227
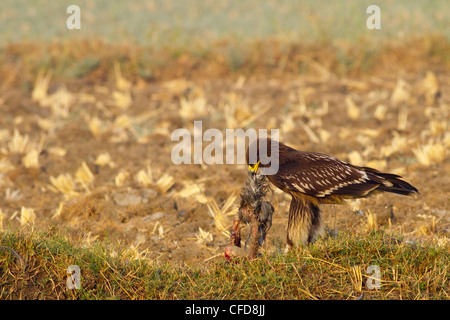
left=0, top=41, right=448, bottom=266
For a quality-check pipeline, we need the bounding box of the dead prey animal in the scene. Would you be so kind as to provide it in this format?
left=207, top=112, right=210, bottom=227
left=225, top=167, right=274, bottom=260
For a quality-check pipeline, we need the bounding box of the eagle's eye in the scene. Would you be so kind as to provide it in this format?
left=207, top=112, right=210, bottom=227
left=248, top=161, right=260, bottom=172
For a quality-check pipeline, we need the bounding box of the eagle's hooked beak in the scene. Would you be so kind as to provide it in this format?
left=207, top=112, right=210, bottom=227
left=248, top=161, right=260, bottom=173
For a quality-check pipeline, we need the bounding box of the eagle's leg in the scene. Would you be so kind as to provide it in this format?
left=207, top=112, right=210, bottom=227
left=307, top=204, right=323, bottom=244
left=287, top=196, right=323, bottom=247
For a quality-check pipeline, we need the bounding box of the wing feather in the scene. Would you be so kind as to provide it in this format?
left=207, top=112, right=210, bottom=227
left=270, top=152, right=380, bottom=199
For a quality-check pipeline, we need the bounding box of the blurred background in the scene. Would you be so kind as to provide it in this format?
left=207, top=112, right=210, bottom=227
left=0, top=1, right=448, bottom=267
left=0, top=0, right=448, bottom=45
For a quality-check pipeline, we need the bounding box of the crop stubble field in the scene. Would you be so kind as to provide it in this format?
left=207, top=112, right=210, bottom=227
left=0, top=1, right=449, bottom=300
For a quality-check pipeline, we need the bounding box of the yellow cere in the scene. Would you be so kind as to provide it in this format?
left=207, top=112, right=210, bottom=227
left=248, top=161, right=260, bottom=172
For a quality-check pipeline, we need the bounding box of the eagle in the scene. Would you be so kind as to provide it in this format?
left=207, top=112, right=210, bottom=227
left=245, top=138, right=419, bottom=247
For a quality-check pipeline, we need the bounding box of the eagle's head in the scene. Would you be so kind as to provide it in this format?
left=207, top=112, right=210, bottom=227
left=245, top=138, right=284, bottom=175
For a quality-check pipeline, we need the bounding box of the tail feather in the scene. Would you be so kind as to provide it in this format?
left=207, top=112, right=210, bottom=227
left=362, top=168, right=419, bottom=196
left=376, top=176, right=419, bottom=195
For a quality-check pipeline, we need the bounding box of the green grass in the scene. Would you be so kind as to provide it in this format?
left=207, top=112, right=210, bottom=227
left=1, top=229, right=448, bottom=299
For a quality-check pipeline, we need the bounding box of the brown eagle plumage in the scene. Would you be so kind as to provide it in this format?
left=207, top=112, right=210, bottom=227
left=246, top=138, right=419, bottom=247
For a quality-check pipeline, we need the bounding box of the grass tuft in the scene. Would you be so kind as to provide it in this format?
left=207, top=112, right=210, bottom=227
left=1, top=229, right=448, bottom=300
